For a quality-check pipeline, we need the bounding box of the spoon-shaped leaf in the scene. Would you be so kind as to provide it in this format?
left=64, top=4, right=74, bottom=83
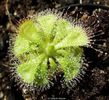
left=57, top=47, right=82, bottom=81
left=17, top=54, right=45, bottom=84
left=55, top=26, right=90, bottom=49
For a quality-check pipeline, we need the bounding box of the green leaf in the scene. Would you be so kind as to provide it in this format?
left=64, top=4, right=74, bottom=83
left=19, top=19, right=44, bottom=43
left=53, top=18, right=72, bottom=45
left=55, top=26, right=90, bottom=49
left=17, top=60, right=36, bottom=84
left=13, top=36, right=43, bottom=58
left=35, top=59, right=49, bottom=86
left=17, top=54, right=45, bottom=84
left=13, top=36, right=30, bottom=57
left=37, top=14, right=58, bottom=42
left=58, top=47, right=82, bottom=81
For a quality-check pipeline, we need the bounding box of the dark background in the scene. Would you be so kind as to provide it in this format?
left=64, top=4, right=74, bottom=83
left=0, top=0, right=109, bottom=100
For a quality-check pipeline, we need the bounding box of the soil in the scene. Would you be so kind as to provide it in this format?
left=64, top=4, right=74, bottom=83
left=0, top=0, right=109, bottom=100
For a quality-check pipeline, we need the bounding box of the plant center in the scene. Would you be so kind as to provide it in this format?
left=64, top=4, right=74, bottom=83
left=45, top=43, right=56, bottom=58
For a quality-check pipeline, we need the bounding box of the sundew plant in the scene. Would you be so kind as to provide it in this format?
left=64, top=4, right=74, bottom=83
left=9, top=10, right=91, bottom=91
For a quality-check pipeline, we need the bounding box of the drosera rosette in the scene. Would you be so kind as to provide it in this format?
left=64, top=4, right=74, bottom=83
left=8, top=9, right=98, bottom=92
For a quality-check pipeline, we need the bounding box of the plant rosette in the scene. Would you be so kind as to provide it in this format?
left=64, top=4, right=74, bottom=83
left=8, top=10, right=92, bottom=92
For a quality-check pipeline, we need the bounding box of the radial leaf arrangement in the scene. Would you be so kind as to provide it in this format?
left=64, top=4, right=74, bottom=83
left=11, top=11, right=90, bottom=91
